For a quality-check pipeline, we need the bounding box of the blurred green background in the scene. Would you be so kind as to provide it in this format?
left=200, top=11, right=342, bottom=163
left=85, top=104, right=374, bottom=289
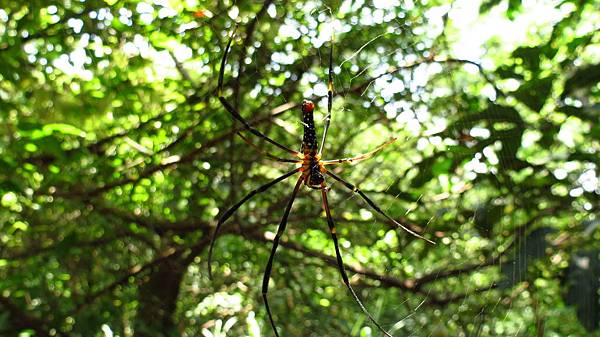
left=0, top=0, right=599, bottom=336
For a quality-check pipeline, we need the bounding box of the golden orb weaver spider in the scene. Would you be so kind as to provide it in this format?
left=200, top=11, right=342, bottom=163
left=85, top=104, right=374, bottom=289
left=208, top=26, right=434, bottom=337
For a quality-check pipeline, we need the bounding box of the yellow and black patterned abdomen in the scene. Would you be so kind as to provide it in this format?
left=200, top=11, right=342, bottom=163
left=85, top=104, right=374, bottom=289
left=301, top=100, right=325, bottom=188
left=301, top=100, right=318, bottom=153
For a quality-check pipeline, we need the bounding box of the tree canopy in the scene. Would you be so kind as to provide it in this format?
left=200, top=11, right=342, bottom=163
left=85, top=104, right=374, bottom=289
left=0, top=0, right=599, bottom=336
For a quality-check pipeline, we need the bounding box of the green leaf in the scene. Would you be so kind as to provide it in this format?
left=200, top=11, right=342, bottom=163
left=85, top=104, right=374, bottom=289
left=506, top=0, right=523, bottom=20
left=42, top=123, right=87, bottom=137
left=479, top=0, right=502, bottom=14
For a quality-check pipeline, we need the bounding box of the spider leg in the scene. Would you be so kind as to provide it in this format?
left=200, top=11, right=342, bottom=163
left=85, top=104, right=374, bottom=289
left=322, top=137, right=398, bottom=166
left=208, top=168, right=301, bottom=279
left=236, top=132, right=303, bottom=163
left=318, top=30, right=334, bottom=155
left=321, top=185, right=394, bottom=337
left=262, top=176, right=304, bottom=337
left=325, top=171, right=434, bottom=244
left=218, top=27, right=298, bottom=155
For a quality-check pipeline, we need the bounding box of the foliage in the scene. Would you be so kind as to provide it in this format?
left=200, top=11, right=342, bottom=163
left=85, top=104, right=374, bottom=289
left=0, top=0, right=598, bottom=336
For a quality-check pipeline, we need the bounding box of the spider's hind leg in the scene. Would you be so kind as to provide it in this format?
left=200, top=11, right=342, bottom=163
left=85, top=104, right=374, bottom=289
left=207, top=168, right=301, bottom=279
left=325, top=170, right=434, bottom=244
left=262, top=176, right=304, bottom=337
left=320, top=183, right=395, bottom=337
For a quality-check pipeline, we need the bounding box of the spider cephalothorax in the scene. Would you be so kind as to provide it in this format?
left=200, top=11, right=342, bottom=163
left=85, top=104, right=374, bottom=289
left=210, top=25, right=433, bottom=337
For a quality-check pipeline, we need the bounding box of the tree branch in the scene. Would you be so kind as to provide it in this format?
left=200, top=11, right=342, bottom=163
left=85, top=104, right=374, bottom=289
left=243, top=230, right=497, bottom=306
left=0, top=297, right=56, bottom=337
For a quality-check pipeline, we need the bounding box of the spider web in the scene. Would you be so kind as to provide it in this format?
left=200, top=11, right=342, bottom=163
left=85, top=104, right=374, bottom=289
left=231, top=14, right=500, bottom=337
left=210, top=1, right=596, bottom=337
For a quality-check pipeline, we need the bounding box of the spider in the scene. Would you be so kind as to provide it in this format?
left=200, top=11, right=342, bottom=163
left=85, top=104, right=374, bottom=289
left=208, top=26, right=433, bottom=337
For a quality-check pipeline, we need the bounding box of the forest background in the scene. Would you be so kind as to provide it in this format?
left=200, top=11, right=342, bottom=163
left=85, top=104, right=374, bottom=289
left=0, top=0, right=599, bottom=336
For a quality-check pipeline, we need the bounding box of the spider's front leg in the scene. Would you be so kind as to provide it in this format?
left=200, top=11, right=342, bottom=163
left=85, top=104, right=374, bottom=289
left=322, top=137, right=398, bottom=166
left=318, top=30, right=335, bottom=156
left=236, top=132, right=303, bottom=163
left=217, top=26, right=299, bottom=156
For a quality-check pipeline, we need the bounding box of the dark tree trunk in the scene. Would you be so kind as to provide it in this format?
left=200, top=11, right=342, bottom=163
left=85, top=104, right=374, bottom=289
left=134, top=256, right=187, bottom=337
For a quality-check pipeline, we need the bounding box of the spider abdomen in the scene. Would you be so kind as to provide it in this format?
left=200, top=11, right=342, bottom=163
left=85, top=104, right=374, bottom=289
left=299, top=100, right=325, bottom=188
left=301, top=100, right=318, bottom=153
